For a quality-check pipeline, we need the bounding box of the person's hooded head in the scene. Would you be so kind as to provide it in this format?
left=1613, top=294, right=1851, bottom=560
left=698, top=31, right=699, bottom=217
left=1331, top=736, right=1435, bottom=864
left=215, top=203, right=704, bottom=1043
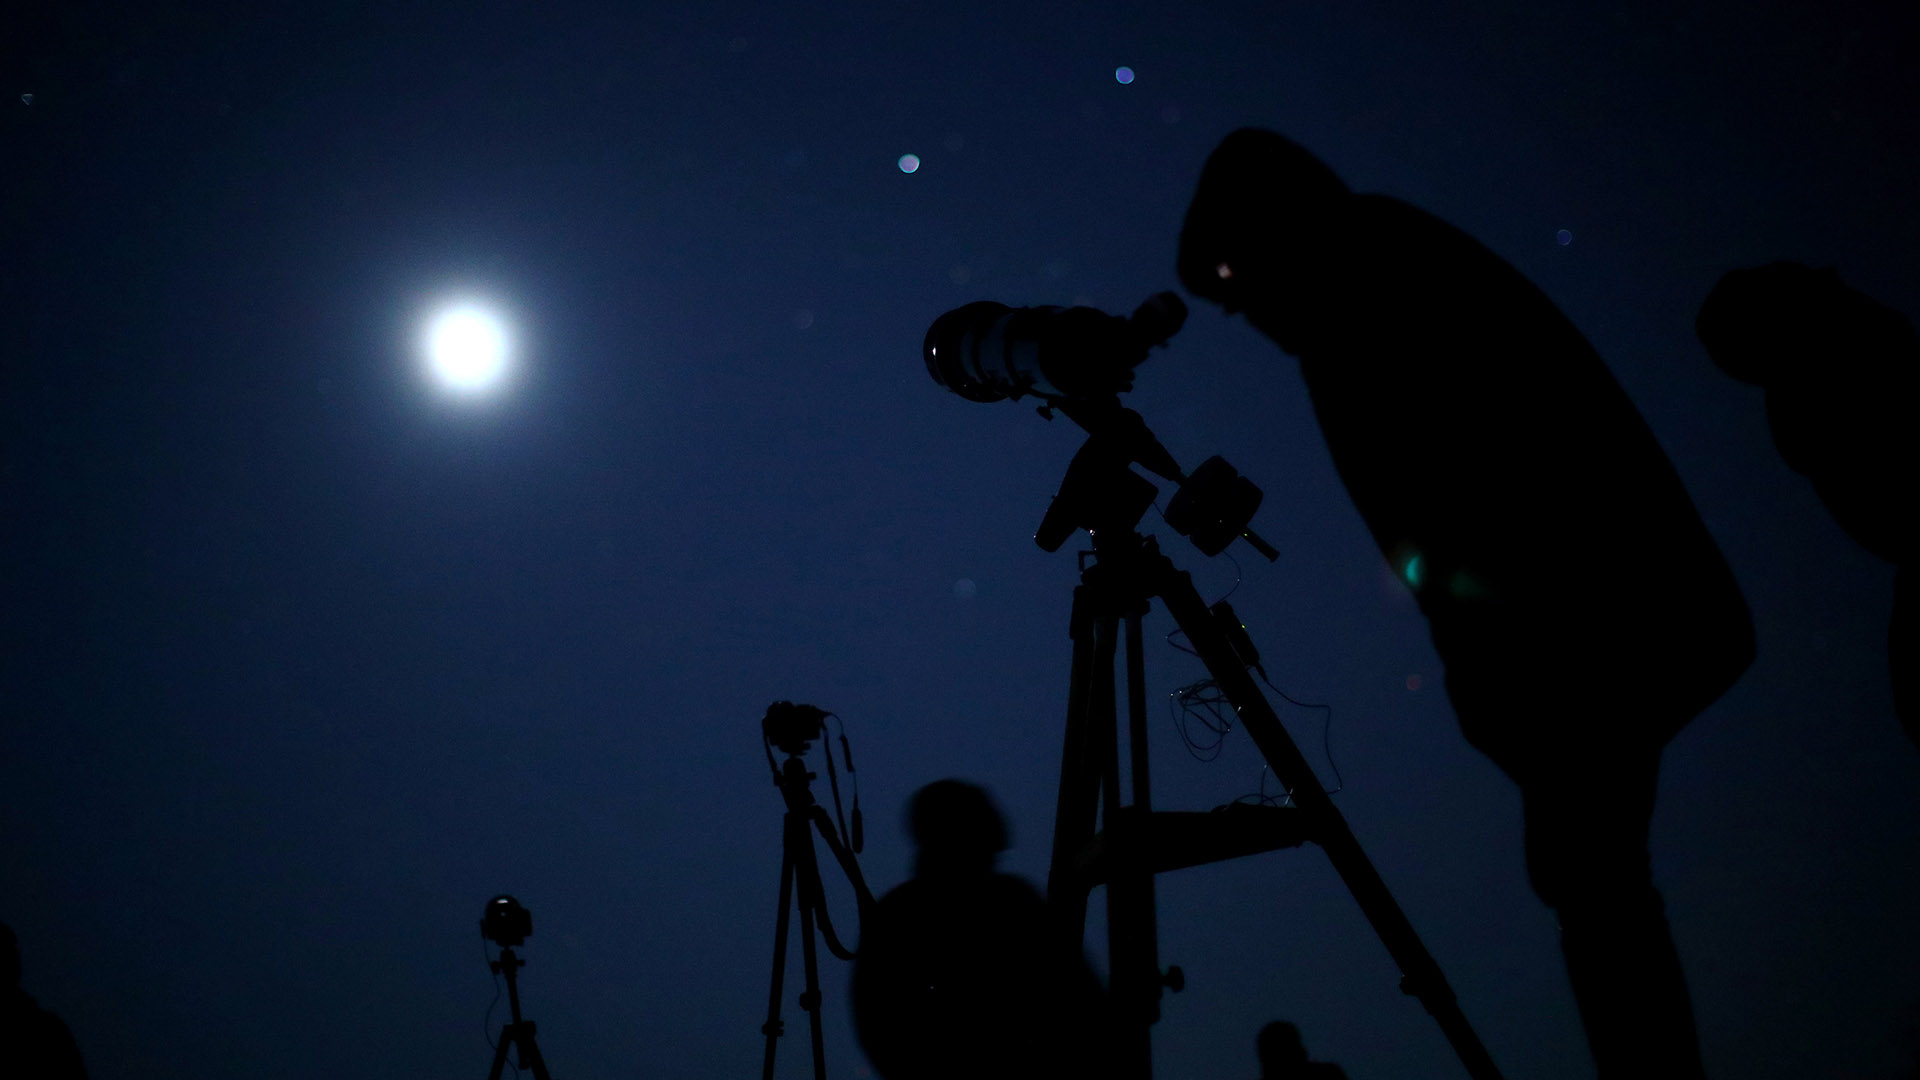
left=1695, top=261, right=1853, bottom=386
left=1256, top=1020, right=1308, bottom=1075
left=1178, top=128, right=1352, bottom=335
left=908, top=779, right=1009, bottom=878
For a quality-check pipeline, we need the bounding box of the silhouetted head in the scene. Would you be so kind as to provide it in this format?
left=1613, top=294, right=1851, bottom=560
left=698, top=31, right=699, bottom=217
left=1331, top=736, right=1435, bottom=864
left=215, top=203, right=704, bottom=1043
left=1179, top=129, right=1351, bottom=316
left=1257, top=1020, right=1308, bottom=1073
left=1696, top=261, right=1849, bottom=386
left=908, top=779, right=1009, bottom=877
left=1, top=923, right=20, bottom=988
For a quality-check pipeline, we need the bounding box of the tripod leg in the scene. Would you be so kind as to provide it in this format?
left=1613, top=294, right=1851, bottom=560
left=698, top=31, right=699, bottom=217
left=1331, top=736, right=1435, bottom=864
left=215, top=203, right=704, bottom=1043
left=503, top=1023, right=556, bottom=1080
left=488, top=1026, right=513, bottom=1080
left=794, top=840, right=831, bottom=1080
left=1153, top=558, right=1504, bottom=1080
left=1106, top=608, right=1162, bottom=1080
left=1048, top=583, right=1112, bottom=935
left=762, top=816, right=799, bottom=1080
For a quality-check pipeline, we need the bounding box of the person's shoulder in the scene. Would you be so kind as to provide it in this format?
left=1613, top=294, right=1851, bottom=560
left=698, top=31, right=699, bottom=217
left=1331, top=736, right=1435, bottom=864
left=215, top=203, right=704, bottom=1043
left=984, top=872, right=1046, bottom=906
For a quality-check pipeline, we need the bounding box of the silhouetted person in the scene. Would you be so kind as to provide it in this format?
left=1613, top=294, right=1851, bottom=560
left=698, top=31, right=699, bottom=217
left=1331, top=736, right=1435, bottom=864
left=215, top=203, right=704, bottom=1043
left=849, top=780, right=1110, bottom=1080
left=1179, top=129, right=1755, bottom=1079
left=1256, top=1020, right=1348, bottom=1079
left=1696, top=261, right=1919, bottom=747
left=1, top=923, right=88, bottom=1080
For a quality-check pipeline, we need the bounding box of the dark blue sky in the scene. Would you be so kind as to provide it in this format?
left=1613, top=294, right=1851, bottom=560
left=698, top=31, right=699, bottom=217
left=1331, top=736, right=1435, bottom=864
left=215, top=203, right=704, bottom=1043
left=4, top=2, right=1917, bottom=1078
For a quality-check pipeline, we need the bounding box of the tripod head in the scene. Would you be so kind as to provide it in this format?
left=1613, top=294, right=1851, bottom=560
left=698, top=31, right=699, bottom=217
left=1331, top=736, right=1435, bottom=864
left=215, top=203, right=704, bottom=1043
left=761, top=701, right=863, bottom=854
left=481, top=895, right=532, bottom=948
left=763, top=701, right=830, bottom=760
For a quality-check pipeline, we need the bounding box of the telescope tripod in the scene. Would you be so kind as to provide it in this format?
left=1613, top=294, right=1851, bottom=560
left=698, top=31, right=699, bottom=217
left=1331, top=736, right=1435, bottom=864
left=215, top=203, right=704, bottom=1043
left=761, top=752, right=874, bottom=1080
left=1039, top=413, right=1504, bottom=1080
left=486, top=946, right=554, bottom=1080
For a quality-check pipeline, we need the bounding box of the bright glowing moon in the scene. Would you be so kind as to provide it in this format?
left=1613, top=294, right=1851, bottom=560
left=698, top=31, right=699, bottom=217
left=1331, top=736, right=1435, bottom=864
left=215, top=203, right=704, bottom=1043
left=424, top=305, right=510, bottom=391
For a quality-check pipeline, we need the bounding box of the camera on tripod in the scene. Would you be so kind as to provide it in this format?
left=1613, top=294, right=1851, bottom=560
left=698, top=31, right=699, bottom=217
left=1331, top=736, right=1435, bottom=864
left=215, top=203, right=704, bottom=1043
left=762, top=701, right=830, bottom=758
left=476, top=894, right=554, bottom=1080
left=482, top=895, right=532, bottom=948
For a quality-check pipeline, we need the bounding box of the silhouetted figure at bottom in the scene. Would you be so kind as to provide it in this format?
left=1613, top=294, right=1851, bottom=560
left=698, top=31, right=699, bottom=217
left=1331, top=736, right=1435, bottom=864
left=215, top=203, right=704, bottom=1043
left=1179, top=129, right=1757, bottom=1079
left=850, top=780, right=1112, bottom=1080
left=1, top=923, right=88, bottom=1080
left=1257, top=1021, right=1347, bottom=1080
left=1696, top=261, right=1919, bottom=748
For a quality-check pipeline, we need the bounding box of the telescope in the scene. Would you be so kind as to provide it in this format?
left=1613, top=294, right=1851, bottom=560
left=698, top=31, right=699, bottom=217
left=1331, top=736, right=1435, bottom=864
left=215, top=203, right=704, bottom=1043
left=924, top=291, right=1277, bottom=562
left=923, top=292, right=1187, bottom=404
left=916, top=289, right=1504, bottom=1080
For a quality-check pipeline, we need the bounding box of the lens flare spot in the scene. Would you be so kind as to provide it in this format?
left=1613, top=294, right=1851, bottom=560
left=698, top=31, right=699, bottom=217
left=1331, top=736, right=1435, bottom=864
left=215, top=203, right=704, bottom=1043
left=953, top=578, right=978, bottom=599
left=1115, top=66, right=1136, bottom=84
left=1556, top=228, right=1573, bottom=246
left=1407, top=673, right=1423, bottom=691
left=1448, top=570, right=1488, bottom=599
left=897, top=153, right=921, bottom=174
left=1402, top=553, right=1425, bottom=590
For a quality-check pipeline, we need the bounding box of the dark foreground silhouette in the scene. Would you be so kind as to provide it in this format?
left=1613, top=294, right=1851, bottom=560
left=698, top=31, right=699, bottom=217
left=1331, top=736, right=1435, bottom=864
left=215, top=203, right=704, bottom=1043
left=1179, top=128, right=1756, bottom=1079
left=1, top=922, right=88, bottom=1080
left=1257, top=1020, right=1348, bottom=1079
left=849, top=780, right=1112, bottom=1080
left=1696, top=261, right=1919, bottom=747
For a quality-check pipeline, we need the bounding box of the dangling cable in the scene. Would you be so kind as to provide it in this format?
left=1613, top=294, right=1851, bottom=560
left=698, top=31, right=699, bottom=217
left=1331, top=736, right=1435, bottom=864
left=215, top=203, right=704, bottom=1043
left=1255, top=669, right=1341, bottom=795
left=821, top=712, right=852, bottom=851
left=482, top=931, right=502, bottom=1052
left=834, top=713, right=864, bottom=853
left=1165, top=595, right=1344, bottom=795
left=1169, top=679, right=1236, bottom=761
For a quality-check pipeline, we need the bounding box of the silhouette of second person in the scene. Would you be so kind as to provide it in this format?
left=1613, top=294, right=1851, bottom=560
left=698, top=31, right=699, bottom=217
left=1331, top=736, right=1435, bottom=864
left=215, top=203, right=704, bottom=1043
left=850, top=780, right=1111, bottom=1080
left=1, top=923, right=89, bottom=1080
left=1696, top=261, right=1919, bottom=747
left=1257, top=1020, right=1347, bottom=1080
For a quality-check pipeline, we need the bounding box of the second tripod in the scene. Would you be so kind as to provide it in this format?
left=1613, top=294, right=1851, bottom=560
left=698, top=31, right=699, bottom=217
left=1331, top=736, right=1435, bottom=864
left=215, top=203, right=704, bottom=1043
left=481, top=895, right=555, bottom=1080
left=759, top=702, right=874, bottom=1080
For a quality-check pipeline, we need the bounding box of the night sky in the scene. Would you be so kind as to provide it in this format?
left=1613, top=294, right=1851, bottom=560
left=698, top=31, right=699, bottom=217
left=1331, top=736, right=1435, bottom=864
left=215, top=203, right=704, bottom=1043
left=5, top=3, right=1918, bottom=1078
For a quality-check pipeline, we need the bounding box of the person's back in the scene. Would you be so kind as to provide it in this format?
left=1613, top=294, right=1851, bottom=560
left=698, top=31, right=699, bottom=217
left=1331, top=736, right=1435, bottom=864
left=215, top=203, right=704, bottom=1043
left=1697, top=261, right=1918, bottom=743
left=1696, top=261, right=1918, bottom=562
left=1182, top=134, right=1751, bottom=767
